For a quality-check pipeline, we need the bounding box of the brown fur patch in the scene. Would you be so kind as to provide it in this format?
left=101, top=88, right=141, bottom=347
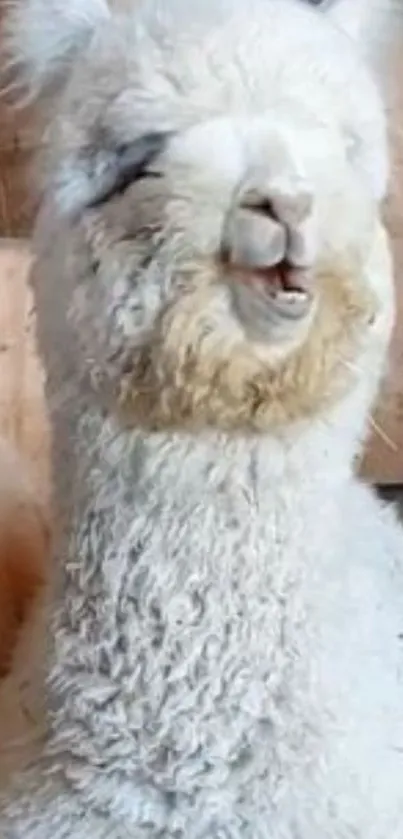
left=118, top=258, right=378, bottom=433
left=0, top=444, right=49, bottom=677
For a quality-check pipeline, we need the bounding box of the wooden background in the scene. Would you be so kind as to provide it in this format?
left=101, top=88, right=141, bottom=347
left=0, top=55, right=402, bottom=490
left=362, top=52, right=403, bottom=483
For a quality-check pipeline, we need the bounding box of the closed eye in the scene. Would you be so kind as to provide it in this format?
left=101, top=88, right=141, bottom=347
left=87, top=132, right=170, bottom=208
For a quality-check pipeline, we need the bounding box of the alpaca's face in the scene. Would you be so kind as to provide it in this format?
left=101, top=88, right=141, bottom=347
left=103, top=113, right=375, bottom=350
left=28, top=0, right=394, bottom=430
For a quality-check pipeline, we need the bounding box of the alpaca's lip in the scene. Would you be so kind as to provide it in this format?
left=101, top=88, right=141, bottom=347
left=227, top=260, right=314, bottom=329
left=259, top=273, right=312, bottom=320
left=248, top=262, right=311, bottom=294
left=233, top=261, right=313, bottom=301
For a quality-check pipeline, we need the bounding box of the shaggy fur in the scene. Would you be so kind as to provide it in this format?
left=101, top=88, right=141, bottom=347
left=0, top=1, right=402, bottom=837
left=326, top=0, right=403, bottom=61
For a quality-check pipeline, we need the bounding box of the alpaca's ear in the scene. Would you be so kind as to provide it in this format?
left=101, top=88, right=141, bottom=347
left=3, top=0, right=110, bottom=101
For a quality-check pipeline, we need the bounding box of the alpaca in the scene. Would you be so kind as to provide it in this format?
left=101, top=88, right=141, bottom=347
left=0, top=0, right=402, bottom=836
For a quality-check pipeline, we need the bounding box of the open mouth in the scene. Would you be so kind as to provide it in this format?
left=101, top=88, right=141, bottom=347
left=252, top=261, right=311, bottom=296
left=227, top=259, right=313, bottom=322
left=222, top=256, right=315, bottom=342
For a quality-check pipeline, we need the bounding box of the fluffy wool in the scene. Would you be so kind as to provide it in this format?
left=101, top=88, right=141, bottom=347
left=325, top=0, right=403, bottom=60
left=0, top=1, right=402, bottom=837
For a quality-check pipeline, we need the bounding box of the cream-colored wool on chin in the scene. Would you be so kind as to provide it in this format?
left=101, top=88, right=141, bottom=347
left=0, top=1, right=402, bottom=838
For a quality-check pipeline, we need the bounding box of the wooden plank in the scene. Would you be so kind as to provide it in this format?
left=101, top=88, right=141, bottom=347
left=0, top=102, right=41, bottom=236
left=361, top=50, right=403, bottom=484
left=0, top=241, right=50, bottom=500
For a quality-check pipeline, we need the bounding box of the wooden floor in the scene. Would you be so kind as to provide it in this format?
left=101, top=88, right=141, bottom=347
left=0, top=242, right=50, bottom=502
left=361, top=54, right=403, bottom=483
left=0, top=102, right=41, bottom=237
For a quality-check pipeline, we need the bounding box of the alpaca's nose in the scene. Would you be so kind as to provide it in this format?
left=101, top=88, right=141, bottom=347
left=225, top=207, right=287, bottom=268
left=222, top=176, right=316, bottom=273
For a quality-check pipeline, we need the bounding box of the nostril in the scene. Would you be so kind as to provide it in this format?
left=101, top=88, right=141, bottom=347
left=240, top=191, right=275, bottom=219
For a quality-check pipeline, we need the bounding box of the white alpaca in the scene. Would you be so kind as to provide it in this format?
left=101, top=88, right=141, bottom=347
left=0, top=1, right=402, bottom=837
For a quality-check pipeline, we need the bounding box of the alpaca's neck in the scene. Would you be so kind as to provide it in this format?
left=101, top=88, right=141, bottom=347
left=91, top=382, right=370, bottom=523
left=133, top=414, right=355, bottom=508
left=53, top=381, right=374, bottom=618
left=59, top=396, right=363, bottom=617
left=58, top=362, right=376, bottom=576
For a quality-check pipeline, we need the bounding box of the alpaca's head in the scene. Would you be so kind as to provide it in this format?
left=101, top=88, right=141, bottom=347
left=4, top=0, right=395, bottom=432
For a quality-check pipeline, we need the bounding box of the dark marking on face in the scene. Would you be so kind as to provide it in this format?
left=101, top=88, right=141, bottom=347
left=88, top=131, right=171, bottom=207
